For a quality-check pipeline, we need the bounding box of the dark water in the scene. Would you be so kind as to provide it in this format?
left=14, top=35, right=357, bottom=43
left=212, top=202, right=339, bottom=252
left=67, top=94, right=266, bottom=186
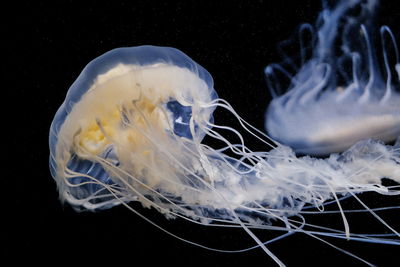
left=7, top=1, right=399, bottom=266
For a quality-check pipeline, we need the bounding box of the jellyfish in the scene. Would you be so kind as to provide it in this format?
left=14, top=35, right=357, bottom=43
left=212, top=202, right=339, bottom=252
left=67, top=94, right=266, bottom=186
left=264, top=0, right=400, bottom=155
left=49, top=43, right=399, bottom=266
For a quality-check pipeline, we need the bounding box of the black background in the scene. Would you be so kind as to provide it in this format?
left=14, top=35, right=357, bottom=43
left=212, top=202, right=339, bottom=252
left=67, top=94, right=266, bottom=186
left=7, top=1, right=400, bottom=266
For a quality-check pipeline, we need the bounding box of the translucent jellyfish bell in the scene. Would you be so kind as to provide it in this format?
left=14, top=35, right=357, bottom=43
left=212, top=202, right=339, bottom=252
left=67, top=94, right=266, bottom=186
left=50, top=45, right=399, bottom=266
left=264, top=0, right=400, bottom=155
left=49, top=45, right=217, bottom=209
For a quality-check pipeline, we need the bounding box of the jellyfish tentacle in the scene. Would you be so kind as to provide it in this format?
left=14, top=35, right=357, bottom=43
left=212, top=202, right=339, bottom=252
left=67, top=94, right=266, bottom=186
left=359, top=25, right=376, bottom=104
left=299, top=63, right=331, bottom=104
left=380, top=25, right=400, bottom=103
left=264, top=64, right=293, bottom=98
left=298, top=23, right=315, bottom=66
